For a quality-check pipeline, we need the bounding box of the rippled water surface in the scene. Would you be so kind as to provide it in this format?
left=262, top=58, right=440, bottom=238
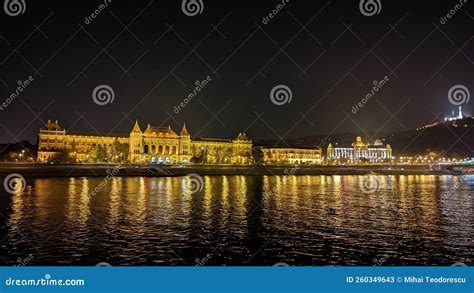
left=0, top=175, right=473, bottom=266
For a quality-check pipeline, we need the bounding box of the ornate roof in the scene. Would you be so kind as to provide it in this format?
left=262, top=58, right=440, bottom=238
left=131, top=120, right=142, bottom=133
left=234, top=132, right=251, bottom=142
left=143, top=124, right=178, bottom=138
left=194, top=138, right=232, bottom=143
left=67, top=131, right=128, bottom=138
left=180, top=123, right=190, bottom=136
left=42, top=120, right=63, bottom=131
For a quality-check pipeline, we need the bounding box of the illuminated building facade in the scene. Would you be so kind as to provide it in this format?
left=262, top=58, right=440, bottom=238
left=327, top=137, right=392, bottom=164
left=260, top=147, right=322, bottom=165
left=38, top=120, right=253, bottom=165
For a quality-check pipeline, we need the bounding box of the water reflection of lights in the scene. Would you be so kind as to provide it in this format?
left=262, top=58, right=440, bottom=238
left=2, top=175, right=472, bottom=265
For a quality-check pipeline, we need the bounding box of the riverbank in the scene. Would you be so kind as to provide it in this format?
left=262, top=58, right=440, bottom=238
left=0, top=163, right=466, bottom=178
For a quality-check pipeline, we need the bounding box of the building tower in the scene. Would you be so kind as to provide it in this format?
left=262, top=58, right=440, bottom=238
left=129, top=120, right=143, bottom=163
left=458, top=106, right=463, bottom=119
left=178, top=123, right=191, bottom=163
left=386, top=144, right=392, bottom=159
left=327, top=143, right=333, bottom=161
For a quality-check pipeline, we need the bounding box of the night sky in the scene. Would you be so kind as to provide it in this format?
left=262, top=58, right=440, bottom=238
left=0, top=0, right=473, bottom=144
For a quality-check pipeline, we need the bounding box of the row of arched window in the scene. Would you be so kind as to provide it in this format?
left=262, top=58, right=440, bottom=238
left=144, top=145, right=177, bottom=155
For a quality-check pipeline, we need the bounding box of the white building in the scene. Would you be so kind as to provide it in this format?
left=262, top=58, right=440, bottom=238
left=327, top=137, right=392, bottom=164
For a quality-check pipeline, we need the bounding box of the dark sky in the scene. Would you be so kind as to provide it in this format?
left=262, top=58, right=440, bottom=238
left=0, top=0, right=473, bottom=144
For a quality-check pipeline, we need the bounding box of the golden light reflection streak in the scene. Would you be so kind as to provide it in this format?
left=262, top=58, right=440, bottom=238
left=134, top=177, right=147, bottom=235
left=416, top=175, right=439, bottom=235
left=125, top=177, right=144, bottom=223
left=234, top=176, right=248, bottom=235
left=323, top=175, right=341, bottom=214
left=373, top=176, right=391, bottom=231
left=273, top=175, right=282, bottom=211
left=8, top=183, right=27, bottom=238
left=30, top=179, right=51, bottom=221
left=179, top=176, right=191, bottom=218
left=319, top=175, right=326, bottom=196
left=397, top=175, right=419, bottom=234
left=382, top=175, right=397, bottom=211
left=165, top=176, right=183, bottom=226
left=288, top=175, right=299, bottom=212
left=262, top=175, right=280, bottom=224
left=66, top=177, right=77, bottom=223
left=221, top=176, right=229, bottom=225
left=262, top=175, right=270, bottom=209
left=108, top=177, right=121, bottom=228
left=177, top=177, right=191, bottom=231
left=78, top=178, right=91, bottom=227
left=330, top=176, right=343, bottom=229
left=202, top=176, right=213, bottom=225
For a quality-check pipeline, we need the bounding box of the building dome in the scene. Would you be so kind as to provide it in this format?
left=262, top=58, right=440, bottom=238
left=373, top=139, right=383, bottom=146
left=353, top=136, right=366, bottom=147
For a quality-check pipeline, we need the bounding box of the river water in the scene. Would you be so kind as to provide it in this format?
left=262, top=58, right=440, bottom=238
left=0, top=175, right=472, bottom=266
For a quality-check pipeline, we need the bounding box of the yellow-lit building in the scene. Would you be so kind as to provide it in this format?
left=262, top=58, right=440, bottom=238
left=37, top=120, right=129, bottom=163
left=38, top=120, right=253, bottom=165
left=260, top=147, right=322, bottom=165
left=327, top=136, right=392, bottom=164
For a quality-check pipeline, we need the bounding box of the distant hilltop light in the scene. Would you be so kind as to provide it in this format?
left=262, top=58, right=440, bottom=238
left=417, top=105, right=473, bottom=130
left=444, top=105, right=465, bottom=122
